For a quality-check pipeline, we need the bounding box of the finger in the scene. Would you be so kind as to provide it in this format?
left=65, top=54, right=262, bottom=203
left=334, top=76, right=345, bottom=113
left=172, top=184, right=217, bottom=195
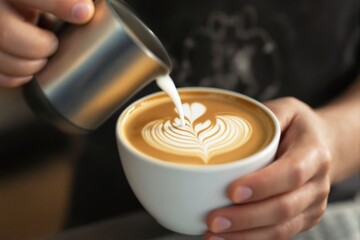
left=299, top=198, right=328, bottom=232
left=207, top=181, right=318, bottom=233
left=0, top=74, right=32, bottom=88
left=7, top=0, right=95, bottom=23
left=7, top=2, right=40, bottom=24
left=263, top=97, right=309, bottom=132
left=0, top=51, right=47, bottom=76
left=0, top=3, right=58, bottom=59
left=205, top=208, right=319, bottom=240
left=227, top=144, right=324, bottom=204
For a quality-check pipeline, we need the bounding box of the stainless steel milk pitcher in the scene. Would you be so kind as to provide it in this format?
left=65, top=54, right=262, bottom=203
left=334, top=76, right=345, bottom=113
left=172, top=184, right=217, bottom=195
left=23, top=0, right=172, bottom=133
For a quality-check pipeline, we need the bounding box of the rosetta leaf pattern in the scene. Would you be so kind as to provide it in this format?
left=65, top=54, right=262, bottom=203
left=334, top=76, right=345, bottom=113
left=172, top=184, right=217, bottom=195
left=142, top=102, right=252, bottom=164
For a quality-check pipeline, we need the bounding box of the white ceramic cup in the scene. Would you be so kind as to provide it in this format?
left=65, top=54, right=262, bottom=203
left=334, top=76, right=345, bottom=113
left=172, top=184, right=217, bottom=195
left=116, top=87, right=281, bottom=235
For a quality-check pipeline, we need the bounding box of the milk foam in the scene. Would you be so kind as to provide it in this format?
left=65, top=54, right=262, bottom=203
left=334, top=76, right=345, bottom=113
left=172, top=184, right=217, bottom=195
left=142, top=102, right=252, bottom=164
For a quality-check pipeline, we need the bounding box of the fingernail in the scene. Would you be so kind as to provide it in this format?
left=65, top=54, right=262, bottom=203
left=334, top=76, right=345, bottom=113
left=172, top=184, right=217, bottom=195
left=211, top=217, right=232, bottom=233
left=234, top=186, right=253, bottom=203
left=210, top=237, right=225, bottom=240
left=72, top=2, right=92, bottom=21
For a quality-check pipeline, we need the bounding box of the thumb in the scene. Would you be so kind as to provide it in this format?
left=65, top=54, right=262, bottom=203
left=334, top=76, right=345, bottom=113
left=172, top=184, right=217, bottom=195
left=8, top=0, right=95, bottom=24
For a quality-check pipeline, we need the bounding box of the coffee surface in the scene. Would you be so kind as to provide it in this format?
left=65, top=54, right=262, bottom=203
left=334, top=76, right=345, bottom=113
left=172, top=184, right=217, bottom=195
left=121, top=90, right=275, bottom=165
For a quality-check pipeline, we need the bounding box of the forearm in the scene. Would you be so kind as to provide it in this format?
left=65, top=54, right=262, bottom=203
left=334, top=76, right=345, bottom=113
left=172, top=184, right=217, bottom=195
left=316, top=75, right=360, bottom=184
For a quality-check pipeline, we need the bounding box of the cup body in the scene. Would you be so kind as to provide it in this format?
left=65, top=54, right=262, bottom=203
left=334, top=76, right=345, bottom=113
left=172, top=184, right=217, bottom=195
left=24, top=0, right=171, bottom=132
left=116, top=87, right=280, bottom=235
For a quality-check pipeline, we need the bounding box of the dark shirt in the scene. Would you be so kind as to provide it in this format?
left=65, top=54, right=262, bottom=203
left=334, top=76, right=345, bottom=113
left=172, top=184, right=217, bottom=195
left=127, top=0, right=359, bottom=106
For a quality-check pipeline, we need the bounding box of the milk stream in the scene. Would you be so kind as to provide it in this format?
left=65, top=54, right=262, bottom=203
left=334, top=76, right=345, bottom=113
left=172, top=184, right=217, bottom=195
left=156, top=75, right=185, bottom=127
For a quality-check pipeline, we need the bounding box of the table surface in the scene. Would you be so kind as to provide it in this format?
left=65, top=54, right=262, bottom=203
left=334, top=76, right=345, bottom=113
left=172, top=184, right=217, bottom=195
left=43, top=211, right=201, bottom=240
left=43, top=197, right=360, bottom=240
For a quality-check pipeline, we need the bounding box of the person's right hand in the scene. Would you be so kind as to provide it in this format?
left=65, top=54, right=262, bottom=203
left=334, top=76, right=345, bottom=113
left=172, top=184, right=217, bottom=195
left=0, top=0, right=95, bottom=88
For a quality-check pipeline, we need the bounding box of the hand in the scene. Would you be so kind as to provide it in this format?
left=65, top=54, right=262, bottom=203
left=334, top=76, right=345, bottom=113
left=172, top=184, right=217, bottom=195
left=205, top=97, right=333, bottom=240
left=0, top=0, right=95, bottom=88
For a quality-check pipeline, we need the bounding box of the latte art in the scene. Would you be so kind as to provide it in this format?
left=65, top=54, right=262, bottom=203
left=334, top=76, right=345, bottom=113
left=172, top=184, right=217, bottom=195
left=142, top=102, right=252, bottom=164
left=122, top=89, right=275, bottom=165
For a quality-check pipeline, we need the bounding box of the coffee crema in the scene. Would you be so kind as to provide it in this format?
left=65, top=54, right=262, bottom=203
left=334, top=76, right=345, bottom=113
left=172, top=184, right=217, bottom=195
left=121, top=90, right=275, bottom=165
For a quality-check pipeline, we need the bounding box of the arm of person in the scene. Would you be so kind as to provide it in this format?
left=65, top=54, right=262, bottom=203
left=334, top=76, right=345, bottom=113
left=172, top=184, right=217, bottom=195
left=204, top=75, right=360, bottom=240
left=317, top=76, right=360, bottom=183
left=0, top=0, right=95, bottom=88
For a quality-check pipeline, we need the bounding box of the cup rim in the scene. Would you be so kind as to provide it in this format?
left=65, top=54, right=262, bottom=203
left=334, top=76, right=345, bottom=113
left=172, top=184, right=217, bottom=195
left=116, top=87, right=281, bottom=172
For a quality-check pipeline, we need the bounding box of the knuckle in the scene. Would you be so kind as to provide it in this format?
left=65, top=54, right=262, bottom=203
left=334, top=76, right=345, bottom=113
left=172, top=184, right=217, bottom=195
left=250, top=173, right=274, bottom=199
left=244, top=173, right=271, bottom=199
left=309, top=202, right=327, bottom=226
left=315, top=211, right=326, bottom=222
left=303, top=220, right=319, bottom=232
left=272, top=224, right=292, bottom=240
left=282, top=97, right=309, bottom=110
left=318, top=185, right=331, bottom=200
left=317, top=147, right=332, bottom=172
left=313, top=216, right=323, bottom=226
left=0, top=23, right=10, bottom=49
left=286, top=97, right=316, bottom=117
left=317, top=201, right=328, bottom=217
left=308, top=144, right=332, bottom=177
left=306, top=215, right=323, bottom=231
left=30, top=31, right=57, bottom=58
left=283, top=97, right=300, bottom=106
left=277, top=197, right=295, bottom=220
left=291, top=160, right=307, bottom=188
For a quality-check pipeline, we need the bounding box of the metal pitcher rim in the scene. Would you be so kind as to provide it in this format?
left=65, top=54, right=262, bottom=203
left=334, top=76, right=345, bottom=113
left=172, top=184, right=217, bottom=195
left=108, top=0, right=172, bottom=74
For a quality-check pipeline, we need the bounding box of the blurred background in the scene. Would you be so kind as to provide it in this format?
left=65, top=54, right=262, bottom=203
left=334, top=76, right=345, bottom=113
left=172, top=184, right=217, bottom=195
left=0, top=88, right=83, bottom=240
left=0, top=82, right=144, bottom=240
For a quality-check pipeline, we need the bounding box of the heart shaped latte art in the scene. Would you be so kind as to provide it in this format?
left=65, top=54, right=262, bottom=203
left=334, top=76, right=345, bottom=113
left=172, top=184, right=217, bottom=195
left=142, top=102, right=252, bottom=164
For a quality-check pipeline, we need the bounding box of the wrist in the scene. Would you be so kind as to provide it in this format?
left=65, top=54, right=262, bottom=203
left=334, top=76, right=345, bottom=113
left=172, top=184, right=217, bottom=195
left=315, top=104, right=360, bottom=184
left=314, top=109, right=339, bottom=183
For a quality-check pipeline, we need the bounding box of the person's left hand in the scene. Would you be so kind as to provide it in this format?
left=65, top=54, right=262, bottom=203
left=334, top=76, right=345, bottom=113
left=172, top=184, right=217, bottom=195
left=204, top=97, right=333, bottom=240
